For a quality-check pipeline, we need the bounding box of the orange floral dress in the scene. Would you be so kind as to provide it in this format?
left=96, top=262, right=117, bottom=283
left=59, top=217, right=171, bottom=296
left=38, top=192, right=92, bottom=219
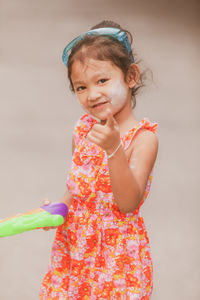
left=40, top=114, right=158, bottom=300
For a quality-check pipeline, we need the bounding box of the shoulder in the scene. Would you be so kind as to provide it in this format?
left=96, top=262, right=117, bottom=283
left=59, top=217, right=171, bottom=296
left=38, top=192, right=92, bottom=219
left=74, top=114, right=93, bottom=133
left=130, top=129, right=158, bottom=168
left=75, top=113, right=98, bottom=129
left=128, top=128, right=158, bottom=179
left=73, top=114, right=96, bottom=147
left=134, top=128, right=158, bottom=146
left=133, top=118, right=158, bottom=149
left=124, top=119, right=158, bottom=160
left=75, top=113, right=93, bottom=127
left=133, top=128, right=158, bottom=156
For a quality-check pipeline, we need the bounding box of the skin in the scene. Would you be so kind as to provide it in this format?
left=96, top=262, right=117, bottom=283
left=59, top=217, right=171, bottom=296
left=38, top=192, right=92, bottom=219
left=71, top=58, right=136, bottom=127
left=43, top=57, right=158, bottom=225
left=78, top=78, right=128, bottom=123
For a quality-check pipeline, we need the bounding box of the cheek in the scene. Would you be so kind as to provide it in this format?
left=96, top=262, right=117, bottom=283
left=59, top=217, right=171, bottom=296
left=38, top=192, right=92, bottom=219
left=107, top=80, right=128, bottom=110
left=76, top=94, right=87, bottom=108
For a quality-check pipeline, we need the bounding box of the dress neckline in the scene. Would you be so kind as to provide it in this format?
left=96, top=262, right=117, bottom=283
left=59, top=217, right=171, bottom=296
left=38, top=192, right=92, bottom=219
left=87, top=114, right=147, bottom=138
left=85, top=114, right=156, bottom=151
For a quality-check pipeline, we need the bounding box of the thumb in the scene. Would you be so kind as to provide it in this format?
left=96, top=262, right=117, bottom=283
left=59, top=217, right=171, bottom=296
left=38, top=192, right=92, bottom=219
left=105, top=109, right=115, bottom=128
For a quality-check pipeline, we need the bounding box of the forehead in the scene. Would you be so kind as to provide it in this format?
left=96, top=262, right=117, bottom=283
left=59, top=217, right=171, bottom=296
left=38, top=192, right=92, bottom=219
left=71, top=58, right=121, bottom=81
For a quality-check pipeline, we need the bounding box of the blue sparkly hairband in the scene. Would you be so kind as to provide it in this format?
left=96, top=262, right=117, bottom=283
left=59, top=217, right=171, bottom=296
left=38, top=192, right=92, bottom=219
left=62, top=27, right=134, bottom=66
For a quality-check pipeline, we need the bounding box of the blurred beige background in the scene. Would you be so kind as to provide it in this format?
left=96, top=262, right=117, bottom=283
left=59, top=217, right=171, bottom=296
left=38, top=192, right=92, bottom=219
left=0, top=0, right=199, bottom=299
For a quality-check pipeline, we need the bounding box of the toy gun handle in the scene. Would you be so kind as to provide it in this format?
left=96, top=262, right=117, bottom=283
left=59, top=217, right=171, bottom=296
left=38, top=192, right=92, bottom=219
left=0, top=203, right=68, bottom=237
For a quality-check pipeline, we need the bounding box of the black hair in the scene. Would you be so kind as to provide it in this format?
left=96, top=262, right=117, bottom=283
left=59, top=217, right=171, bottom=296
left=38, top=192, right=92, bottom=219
left=67, top=20, right=151, bottom=109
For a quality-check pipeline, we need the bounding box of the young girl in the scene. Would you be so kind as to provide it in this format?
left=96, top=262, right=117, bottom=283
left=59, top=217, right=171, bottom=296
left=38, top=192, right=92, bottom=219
left=40, top=20, right=158, bottom=300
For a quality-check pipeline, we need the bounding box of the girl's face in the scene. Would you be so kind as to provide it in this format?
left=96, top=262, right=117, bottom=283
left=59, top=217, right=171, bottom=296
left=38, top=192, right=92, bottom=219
left=71, top=58, right=133, bottom=121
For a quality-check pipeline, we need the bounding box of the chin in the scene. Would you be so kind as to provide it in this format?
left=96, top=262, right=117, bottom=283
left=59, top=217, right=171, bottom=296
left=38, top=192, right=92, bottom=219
left=88, top=109, right=112, bottom=122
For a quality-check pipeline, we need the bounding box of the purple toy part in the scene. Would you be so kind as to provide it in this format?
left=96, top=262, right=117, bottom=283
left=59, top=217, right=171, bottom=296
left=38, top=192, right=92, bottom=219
left=41, top=203, right=68, bottom=218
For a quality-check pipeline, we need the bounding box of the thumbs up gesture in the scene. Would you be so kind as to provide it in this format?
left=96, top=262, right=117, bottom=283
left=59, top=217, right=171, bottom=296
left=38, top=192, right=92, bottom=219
left=87, top=108, right=121, bottom=155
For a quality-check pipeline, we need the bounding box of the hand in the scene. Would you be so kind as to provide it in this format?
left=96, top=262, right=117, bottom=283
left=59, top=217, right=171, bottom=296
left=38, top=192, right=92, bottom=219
left=41, top=198, right=58, bottom=231
left=87, top=108, right=120, bottom=155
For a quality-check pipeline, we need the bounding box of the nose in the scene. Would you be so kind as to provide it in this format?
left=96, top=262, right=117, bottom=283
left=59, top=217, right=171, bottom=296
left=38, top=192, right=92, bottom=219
left=87, top=88, right=101, bottom=102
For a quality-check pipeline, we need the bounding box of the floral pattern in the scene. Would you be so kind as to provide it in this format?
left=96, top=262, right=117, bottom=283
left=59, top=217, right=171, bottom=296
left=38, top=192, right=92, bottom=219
left=40, top=114, right=158, bottom=299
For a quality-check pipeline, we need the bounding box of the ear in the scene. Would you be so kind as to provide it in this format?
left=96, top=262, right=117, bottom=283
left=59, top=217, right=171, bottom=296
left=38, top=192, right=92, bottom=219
left=126, top=64, right=140, bottom=88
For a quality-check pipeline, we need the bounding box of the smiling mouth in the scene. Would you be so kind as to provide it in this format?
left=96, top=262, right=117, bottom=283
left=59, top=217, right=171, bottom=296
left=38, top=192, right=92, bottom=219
left=92, top=101, right=109, bottom=108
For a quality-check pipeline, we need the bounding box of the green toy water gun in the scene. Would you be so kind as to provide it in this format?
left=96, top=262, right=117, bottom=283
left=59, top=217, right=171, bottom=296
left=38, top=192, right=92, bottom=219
left=0, top=203, right=68, bottom=237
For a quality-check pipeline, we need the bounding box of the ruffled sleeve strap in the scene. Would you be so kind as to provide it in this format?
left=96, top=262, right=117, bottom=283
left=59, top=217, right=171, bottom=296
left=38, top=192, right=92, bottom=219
left=122, top=118, right=158, bottom=150
left=73, top=114, right=97, bottom=147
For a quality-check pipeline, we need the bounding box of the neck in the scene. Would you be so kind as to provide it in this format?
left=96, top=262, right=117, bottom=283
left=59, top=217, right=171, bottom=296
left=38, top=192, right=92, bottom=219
left=114, top=98, right=138, bottom=135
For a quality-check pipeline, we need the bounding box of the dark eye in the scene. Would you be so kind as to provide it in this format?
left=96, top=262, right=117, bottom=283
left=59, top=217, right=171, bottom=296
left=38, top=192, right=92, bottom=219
left=76, top=86, right=86, bottom=92
left=98, top=78, right=108, bottom=84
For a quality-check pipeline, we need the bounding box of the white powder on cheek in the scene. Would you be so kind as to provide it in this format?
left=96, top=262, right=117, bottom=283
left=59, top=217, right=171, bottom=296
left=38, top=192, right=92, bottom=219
left=107, top=80, right=129, bottom=112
